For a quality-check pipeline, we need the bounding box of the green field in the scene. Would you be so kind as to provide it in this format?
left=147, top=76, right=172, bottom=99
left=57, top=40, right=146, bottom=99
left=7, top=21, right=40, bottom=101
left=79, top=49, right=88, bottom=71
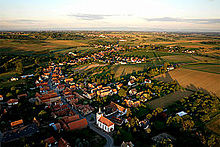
left=183, top=63, right=220, bottom=74
left=147, top=90, right=193, bottom=109
left=124, top=50, right=182, bottom=58
left=0, top=39, right=88, bottom=54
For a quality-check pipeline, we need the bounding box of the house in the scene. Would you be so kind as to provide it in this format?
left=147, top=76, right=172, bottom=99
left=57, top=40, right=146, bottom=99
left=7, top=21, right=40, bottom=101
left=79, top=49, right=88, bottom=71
left=167, top=66, right=174, bottom=71
left=96, top=108, right=114, bottom=132
left=51, top=123, right=62, bottom=131
left=17, top=93, right=27, bottom=99
left=58, top=138, right=71, bottom=147
left=103, top=101, right=127, bottom=116
left=121, top=141, right=134, bottom=147
left=0, top=95, right=3, bottom=101
left=129, top=88, right=137, bottom=96
left=44, top=136, right=58, bottom=146
left=128, top=80, right=135, bottom=86
left=144, top=79, right=151, bottom=84
left=11, top=119, right=23, bottom=128
left=61, top=115, right=80, bottom=123
left=176, top=111, right=187, bottom=117
left=7, top=99, right=18, bottom=106
left=139, top=119, right=150, bottom=130
left=64, top=118, right=88, bottom=131
left=124, top=99, right=140, bottom=107
left=11, top=77, right=18, bottom=81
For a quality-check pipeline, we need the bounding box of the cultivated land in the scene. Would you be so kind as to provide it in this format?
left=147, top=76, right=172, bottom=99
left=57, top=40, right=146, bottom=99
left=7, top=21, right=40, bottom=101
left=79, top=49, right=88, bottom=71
left=113, top=64, right=145, bottom=78
left=206, top=114, right=220, bottom=135
left=0, top=39, right=88, bottom=54
left=154, top=68, right=220, bottom=97
left=147, top=90, right=193, bottom=109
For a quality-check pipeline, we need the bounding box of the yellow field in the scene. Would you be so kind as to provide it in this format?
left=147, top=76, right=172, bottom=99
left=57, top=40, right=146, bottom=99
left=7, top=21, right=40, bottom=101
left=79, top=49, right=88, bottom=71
left=154, top=68, right=220, bottom=97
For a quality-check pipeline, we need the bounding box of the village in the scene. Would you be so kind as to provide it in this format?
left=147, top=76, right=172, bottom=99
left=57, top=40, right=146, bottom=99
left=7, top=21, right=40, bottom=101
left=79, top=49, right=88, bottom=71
left=0, top=39, right=219, bottom=147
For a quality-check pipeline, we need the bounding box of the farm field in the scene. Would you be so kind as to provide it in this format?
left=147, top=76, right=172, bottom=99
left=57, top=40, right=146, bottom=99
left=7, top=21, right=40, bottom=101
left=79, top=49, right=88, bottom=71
left=161, top=55, right=218, bottom=63
left=124, top=50, right=182, bottom=58
left=141, top=39, right=220, bottom=49
left=147, top=90, right=193, bottom=109
left=75, top=63, right=107, bottom=71
left=182, top=63, right=220, bottom=74
left=206, top=114, right=220, bottom=135
left=154, top=68, right=220, bottom=97
left=0, top=39, right=88, bottom=54
left=113, top=64, right=146, bottom=78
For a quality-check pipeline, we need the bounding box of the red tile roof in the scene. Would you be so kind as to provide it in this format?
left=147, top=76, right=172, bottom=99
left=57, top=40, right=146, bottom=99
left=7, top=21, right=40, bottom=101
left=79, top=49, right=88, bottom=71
left=7, top=99, right=18, bottom=104
left=11, top=119, right=23, bottom=127
left=62, top=115, right=80, bottom=124
left=67, top=118, right=88, bottom=131
left=58, top=138, right=70, bottom=147
left=98, top=116, right=114, bottom=127
left=44, top=136, right=56, bottom=144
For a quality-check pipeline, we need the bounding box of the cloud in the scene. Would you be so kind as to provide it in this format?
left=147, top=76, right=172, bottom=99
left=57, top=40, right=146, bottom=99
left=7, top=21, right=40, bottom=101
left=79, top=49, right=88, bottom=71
left=2, top=19, right=41, bottom=24
left=145, top=17, right=220, bottom=24
left=68, top=13, right=115, bottom=20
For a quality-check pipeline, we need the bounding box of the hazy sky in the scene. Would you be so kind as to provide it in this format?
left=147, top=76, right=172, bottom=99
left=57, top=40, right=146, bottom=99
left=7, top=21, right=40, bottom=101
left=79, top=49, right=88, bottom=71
left=0, top=0, right=220, bottom=31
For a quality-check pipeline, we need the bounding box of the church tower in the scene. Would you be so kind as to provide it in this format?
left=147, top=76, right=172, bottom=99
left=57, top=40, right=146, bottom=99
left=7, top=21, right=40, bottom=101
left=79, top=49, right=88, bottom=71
left=96, top=107, right=103, bottom=124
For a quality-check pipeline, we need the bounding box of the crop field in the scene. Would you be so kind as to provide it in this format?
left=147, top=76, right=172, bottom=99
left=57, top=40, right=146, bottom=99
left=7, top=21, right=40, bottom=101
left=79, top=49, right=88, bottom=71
left=183, top=63, right=220, bottom=74
left=161, top=55, right=218, bottom=63
left=141, top=39, right=220, bottom=49
left=0, top=39, right=88, bottom=54
left=154, top=68, right=220, bottom=97
left=113, top=64, right=145, bottom=78
left=124, top=50, right=181, bottom=58
left=147, top=90, right=193, bottom=109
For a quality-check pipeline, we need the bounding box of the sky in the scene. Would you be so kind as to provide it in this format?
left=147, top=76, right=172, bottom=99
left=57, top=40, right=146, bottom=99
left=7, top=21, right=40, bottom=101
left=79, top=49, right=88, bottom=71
left=0, top=0, right=220, bottom=31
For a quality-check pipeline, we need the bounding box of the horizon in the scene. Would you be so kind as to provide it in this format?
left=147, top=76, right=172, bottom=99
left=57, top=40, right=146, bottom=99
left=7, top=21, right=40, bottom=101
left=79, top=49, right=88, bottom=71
left=1, top=0, right=220, bottom=32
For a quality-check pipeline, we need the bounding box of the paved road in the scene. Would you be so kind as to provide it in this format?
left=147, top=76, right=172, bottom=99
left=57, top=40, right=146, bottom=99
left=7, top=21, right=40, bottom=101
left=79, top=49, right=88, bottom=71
left=89, top=123, right=114, bottom=147
left=48, top=69, right=114, bottom=147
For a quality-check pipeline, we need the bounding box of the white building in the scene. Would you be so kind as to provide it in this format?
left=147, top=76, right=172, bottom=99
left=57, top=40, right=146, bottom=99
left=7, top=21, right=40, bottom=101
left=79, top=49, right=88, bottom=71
left=96, top=108, right=114, bottom=132
left=0, top=95, right=3, bottom=101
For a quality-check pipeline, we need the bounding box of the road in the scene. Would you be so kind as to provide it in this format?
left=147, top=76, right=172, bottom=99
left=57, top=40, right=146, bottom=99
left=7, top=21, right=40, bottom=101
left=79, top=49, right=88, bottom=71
left=48, top=70, right=114, bottom=147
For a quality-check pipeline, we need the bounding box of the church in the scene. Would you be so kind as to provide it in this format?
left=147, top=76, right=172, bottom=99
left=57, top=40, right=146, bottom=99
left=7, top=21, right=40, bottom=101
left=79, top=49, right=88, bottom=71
left=96, top=108, right=114, bottom=132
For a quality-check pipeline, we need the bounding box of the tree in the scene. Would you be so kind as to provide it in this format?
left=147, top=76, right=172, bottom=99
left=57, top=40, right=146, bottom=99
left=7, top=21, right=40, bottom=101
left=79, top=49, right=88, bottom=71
left=118, top=88, right=127, bottom=97
left=16, top=61, right=23, bottom=74
left=35, top=57, right=40, bottom=65
left=6, top=92, right=13, bottom=98
left=126, top=108, right=132, bottom=117
left=146, top=114, right=152, bottom=120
